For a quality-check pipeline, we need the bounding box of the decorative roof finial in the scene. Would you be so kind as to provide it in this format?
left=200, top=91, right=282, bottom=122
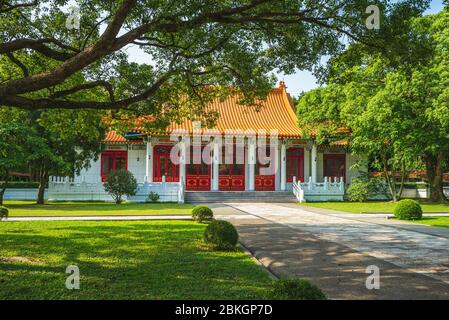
left=279, top=81, right=286, bottom=89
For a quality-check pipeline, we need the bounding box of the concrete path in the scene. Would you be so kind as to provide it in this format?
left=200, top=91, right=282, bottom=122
left=212, top=203, right=449, bottom=299
left=4, top=215, right=191, bottom=221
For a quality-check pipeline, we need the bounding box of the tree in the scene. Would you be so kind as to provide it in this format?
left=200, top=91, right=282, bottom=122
left=297, top=6, right=449, bottom=202
left=103, top=170, right=138, bottom=204
left=0, top=0, right=431, bottom=121
left=0, top=108, right=28, bottom=205
left=26, top=109, right=106, bottom=204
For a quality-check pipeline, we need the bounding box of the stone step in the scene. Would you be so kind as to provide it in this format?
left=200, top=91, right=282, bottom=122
left=184, top=191, right=297, bottom=203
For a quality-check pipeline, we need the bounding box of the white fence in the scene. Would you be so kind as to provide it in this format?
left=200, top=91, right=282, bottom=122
left=292, top=176, right=345, bottom=202
left=2, top=188, right=47, bottom=201
left=48, top=176, right=183, bottom=203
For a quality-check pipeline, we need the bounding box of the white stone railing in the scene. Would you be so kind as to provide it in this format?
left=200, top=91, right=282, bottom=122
left=292, top=177, right=304, bottom=203
left=48, top=176, right=181, bottom=202
left=292, top=176, right=345, bottom=202
left=178, top=178, right=185, bottom=204
left=301, top=176, right=345, bottom=194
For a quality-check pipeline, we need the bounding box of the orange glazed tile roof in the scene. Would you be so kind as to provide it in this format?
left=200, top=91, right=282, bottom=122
left=104, top=82, right=302, bottom=144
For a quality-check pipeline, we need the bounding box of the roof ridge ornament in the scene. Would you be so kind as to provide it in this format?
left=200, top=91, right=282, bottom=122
left=279, top=81, right=287, bottom=90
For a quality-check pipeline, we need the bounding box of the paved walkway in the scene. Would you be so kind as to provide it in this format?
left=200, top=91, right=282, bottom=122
left=212, top=203, right=449, bottom=299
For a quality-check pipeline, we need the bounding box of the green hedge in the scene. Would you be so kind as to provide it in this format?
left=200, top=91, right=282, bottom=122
left=0, top=182, right=40, bottom=189
left=396, top=183, right=428, bottom=190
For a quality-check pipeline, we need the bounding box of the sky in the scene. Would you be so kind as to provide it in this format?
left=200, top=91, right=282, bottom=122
left=125, top=0, right=445, bottom=98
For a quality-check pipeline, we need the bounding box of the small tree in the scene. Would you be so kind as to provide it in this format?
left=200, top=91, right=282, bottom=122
left=104, top=170, right=138, bottom=204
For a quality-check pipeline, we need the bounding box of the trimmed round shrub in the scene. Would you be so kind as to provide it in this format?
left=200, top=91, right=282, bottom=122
left=394, top=199, right=423, bottom=220
left=0, top=206, right=9, bottom=220
left=192, top=206, right=213, bottom=222
left=204, top=220, right=238, bottom=250
left=272, top=278, right=327, bottom=300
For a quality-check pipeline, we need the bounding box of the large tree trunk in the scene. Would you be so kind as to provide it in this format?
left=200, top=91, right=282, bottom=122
left=0, top=176, right=9, bottom=206
left=36, top=170, right=48, bottom=205
left=425, top=152, right=447, bottom=202
left=0, top=187, right=5, bottom=206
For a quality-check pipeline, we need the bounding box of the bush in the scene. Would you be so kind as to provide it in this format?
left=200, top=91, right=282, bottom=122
left=0, top=206, right=9, bottom=221
left=347, top=180, right=370, bottom=202
left=147, top=191, right=160, bottom=203
left=192, top=206, right=213, bottom=222
left=204, top=220, right=238, bottom=250
left=103, top=170, right=138, bottom=204
left=347, top=175, right=389, bottom=202
left=272, top=278, right=327, bottom=300
left=394, top=199, right=423, bottom=220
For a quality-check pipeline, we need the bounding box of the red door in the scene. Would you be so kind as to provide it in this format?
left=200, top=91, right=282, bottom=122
left=186, top=145, right=211, bottom=191
left=287, top=147, right=304, bottom=183
left=323, top=153, right=346, bottom=181
left=101, top=150, right=128, bottom=182
left=219, top=145, right=245, bottom=191
left=255, top=146, right=275, bottom=191
left=153, top=145, right=179, bottom=182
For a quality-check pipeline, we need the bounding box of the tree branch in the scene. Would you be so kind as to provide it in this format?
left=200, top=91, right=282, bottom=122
left=51, top=80, right=115, bottom=102
left=6, top=52, right=29, bottom=77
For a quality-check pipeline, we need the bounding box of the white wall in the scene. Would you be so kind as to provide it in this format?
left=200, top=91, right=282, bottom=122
left=128, top=147, right=146, bottom=183
left=346, top=153, right=367, bottom=183
left=78, top=158, right=101, bottom=183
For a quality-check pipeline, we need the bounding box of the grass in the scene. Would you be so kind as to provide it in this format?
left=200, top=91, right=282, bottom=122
left=299, top=201, right=449, bottom=214
left=0, top=220, right=273, bottom=299
left=3, top=201, right=194, bottom=217
left=405, top=217, right=449, bottom=229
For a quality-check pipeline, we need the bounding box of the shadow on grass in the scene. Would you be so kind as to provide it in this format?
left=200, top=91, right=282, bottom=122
left=0, top=221, right=271, bottom=299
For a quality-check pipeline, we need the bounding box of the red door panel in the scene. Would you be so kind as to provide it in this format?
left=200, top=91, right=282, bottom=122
left=323, top=154, right=346, bottom=181
left=153, top=145, right=179, bottom=182
left=255, top=146, right=275, bottom=191
left=287, top=147, right=304, bottom=183
left=101, top=150, right=128, bottom=182
left=186, top=146, right=211, bottom=191
left=219, top=145, right=245, bottom=191
left=255, top=175, right=275, bottom=191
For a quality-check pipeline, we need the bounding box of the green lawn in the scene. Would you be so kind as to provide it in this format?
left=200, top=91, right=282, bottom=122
left=3, top=201, right=194, bottom=217
left=406, top=217, right=449, bottom=229
left=0, top=220, right=272, bottom=299
left=299, top=201, right=449, bottom=214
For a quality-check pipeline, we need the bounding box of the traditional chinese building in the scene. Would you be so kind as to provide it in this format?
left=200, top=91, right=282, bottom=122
left=48, top=82, right=364, bottom=202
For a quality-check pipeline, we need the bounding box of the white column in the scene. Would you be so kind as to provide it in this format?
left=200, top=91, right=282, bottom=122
left=212, top=139, right=219, bottom=191
left=179, top=137, right=186, bottom=186
left=280, top=142, right=286, bottom=191
left=145, top=138, right=153, bottom=182
left=304, top=147, right=310, bottom=180
left=311, top=143, right=317, bottom=183
left=248, top=138, right=256, bottom=191
left=274, top=143, right=280, bottom=191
